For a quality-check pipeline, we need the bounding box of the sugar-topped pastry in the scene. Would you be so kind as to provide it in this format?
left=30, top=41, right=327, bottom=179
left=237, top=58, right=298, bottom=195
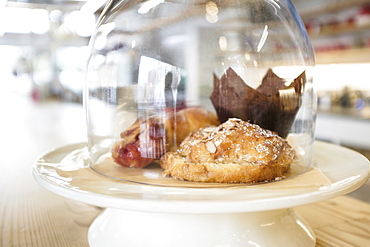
left=160, top=118, right=296, bottom=183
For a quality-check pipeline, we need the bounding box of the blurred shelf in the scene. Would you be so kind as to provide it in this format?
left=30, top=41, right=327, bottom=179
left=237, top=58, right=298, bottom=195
left=318, top=106, right=370, bottom=120
left=295, top=0, right=370, bottom=64
left=296, top=0, right=370, bottom=18
left=309, top=23, right=370, bottom=39
left=315, top=47, right=370, bottom=64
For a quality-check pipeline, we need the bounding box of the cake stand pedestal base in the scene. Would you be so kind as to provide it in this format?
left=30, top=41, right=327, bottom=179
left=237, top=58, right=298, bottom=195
left=88, top=207, right=315, bottom=247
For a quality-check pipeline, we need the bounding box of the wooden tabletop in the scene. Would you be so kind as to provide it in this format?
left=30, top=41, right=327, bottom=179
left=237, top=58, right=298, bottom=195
left=1, top=94, right=369, bottom=247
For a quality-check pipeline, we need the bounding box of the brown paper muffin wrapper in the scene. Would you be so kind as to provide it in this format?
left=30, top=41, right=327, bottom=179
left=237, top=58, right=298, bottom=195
left=210, top=68, right=306, bottom=138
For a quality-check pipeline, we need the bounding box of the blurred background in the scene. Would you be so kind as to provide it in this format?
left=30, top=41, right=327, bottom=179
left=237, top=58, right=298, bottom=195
left=0, top=4, right=369, bottom=243
left=1, top=2, right=369, bottom=245
left=0, top=0, right=369, bottom=157
left=0, top=0, right=104, bottom=103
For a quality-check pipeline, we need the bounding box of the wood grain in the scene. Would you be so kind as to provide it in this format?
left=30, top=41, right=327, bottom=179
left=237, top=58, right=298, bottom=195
left=0, top=94, right=90, bottom=247
left=296, top=197, right=370, bottom=247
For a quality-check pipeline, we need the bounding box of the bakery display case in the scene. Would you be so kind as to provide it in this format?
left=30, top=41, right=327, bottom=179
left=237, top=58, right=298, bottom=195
left=85, top=0, right=316, bottom=185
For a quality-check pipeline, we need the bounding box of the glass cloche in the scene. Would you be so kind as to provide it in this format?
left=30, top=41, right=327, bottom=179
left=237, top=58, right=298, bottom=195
left=85, top=0, right=316, bottom=186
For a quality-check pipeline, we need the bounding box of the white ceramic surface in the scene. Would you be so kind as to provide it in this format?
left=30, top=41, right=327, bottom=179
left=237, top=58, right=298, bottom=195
left=33, top=141, right=370, bottom=247
left=88, top=208, right=315, bottom=247
left=33, top=141, right=370, bottom=213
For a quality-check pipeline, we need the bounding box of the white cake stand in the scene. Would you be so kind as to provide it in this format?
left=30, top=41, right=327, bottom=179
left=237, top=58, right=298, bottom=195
left=33, top=141, right=370, bottom=247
